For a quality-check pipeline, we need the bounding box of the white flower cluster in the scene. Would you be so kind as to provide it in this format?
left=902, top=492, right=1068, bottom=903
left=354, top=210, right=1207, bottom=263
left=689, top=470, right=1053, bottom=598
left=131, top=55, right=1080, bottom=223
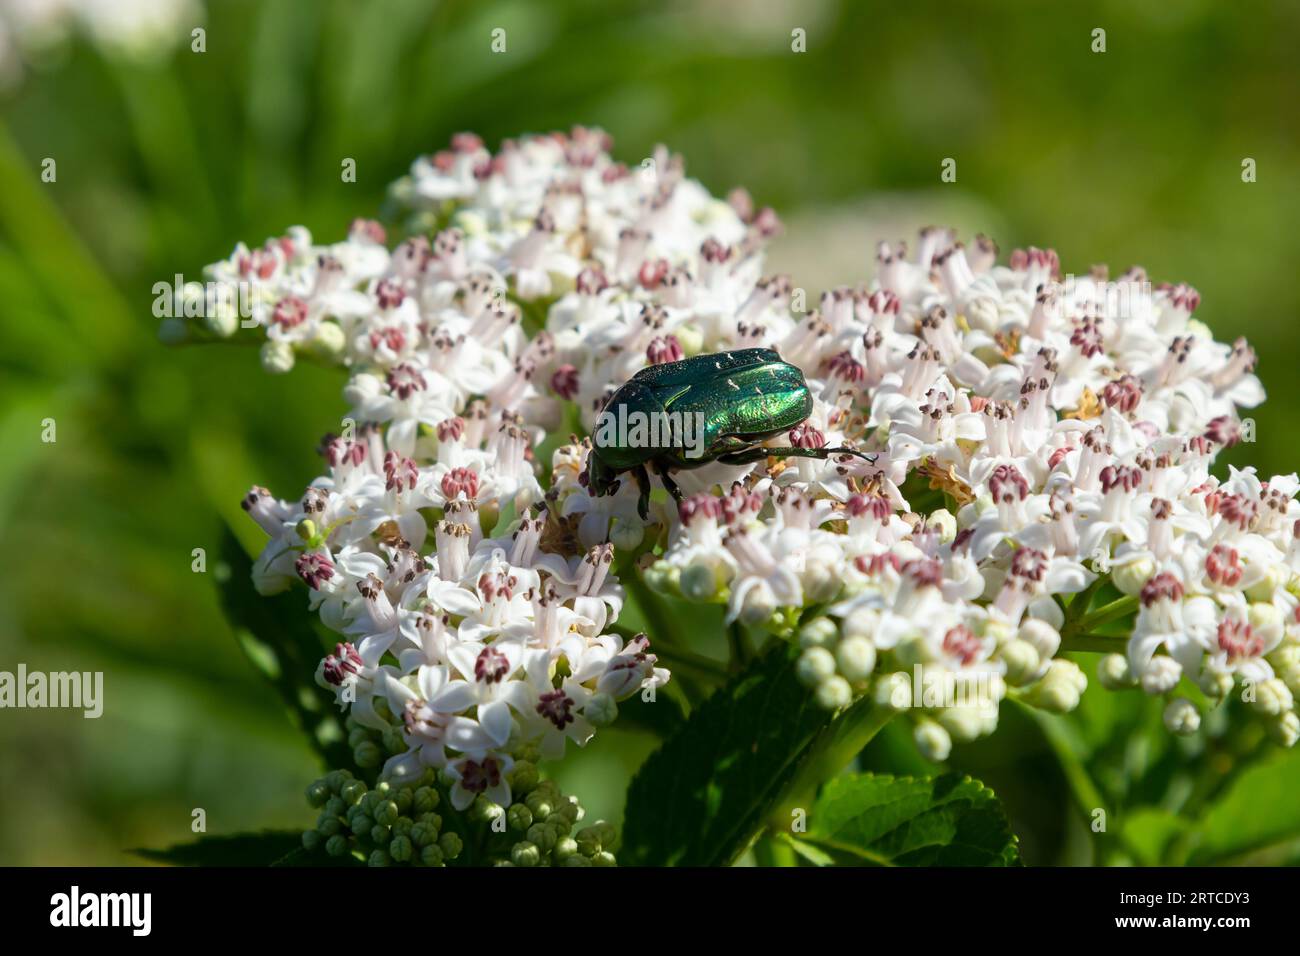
left=175, top=127, right=1298, bottom=771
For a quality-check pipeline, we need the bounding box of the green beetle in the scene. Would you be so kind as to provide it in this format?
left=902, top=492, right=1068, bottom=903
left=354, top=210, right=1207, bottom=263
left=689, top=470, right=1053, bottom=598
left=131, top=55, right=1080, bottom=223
left=585, top=347, right=876, bottom=519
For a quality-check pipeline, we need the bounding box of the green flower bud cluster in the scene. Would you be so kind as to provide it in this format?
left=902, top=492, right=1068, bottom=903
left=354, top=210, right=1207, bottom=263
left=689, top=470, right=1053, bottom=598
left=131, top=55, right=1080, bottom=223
left=301, top=756, right=619, bottom=866
left=474, top=761, right=617, bottom=867
left=343, top=711, right=406, bottom=772
left=302, top=769, right=463, bottom=867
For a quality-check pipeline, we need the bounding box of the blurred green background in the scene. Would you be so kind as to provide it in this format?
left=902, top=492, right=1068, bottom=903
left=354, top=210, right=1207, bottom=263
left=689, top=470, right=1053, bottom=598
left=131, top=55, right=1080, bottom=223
left=1, top=0, right=1298, bottom=865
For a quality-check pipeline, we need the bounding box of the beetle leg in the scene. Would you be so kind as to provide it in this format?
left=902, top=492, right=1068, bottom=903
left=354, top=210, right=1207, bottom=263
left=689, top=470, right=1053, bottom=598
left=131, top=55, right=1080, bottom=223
left=631, top=464, right=653, bottom=520
left=651, top=459, right=684, bottom=504
left=716, top=445, right=878, bottom=466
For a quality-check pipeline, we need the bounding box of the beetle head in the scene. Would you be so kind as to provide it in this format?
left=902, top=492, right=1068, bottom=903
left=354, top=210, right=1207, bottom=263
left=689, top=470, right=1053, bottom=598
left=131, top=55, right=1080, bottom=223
left=586, top=448, right=619, bottom=497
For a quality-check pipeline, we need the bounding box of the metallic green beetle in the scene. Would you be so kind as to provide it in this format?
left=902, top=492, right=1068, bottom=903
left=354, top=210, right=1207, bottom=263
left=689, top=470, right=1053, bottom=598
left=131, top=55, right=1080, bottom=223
left=585, top=347, right=876, bottom=519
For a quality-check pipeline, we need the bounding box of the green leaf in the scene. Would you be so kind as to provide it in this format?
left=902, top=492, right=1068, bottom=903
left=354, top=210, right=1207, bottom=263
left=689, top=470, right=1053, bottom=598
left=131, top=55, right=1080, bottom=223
left=611, top=686, right=687, bottom=739
left=216, top=528, right=355, bottom=773
left=797, top=772, right=1021, bottom=866
left=132, top=831, right=305, bottom=867
left=1184, top=748, right=1300, bottom=864
left=620, top=643, right=833, bottom=866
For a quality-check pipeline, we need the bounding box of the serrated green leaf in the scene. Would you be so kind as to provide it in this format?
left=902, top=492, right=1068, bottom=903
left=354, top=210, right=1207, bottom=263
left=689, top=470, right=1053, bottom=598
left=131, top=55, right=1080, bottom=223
left=620, top=644, right=833, bottom=866
left=133, top=831, right=305, bottom=867
left=800, top=772, right=1021, bottom=866
left=217, top=528, right=355, bottom=772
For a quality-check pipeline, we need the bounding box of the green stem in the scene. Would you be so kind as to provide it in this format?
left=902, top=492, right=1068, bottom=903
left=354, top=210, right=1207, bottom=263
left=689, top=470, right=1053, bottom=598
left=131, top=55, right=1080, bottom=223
left=620, top=562, right=681, bottom=649
left=1011, top=698, right=1142, bottom=864
left=771, top=698, right=896, bottom=828
left=727, top=621, right=754, bottom=672
left=1059, top=631, right=1128, bottom=653
left=1065, top=575, right=1106, bottom=625
left=1074, top=595, right=1138, bottom=634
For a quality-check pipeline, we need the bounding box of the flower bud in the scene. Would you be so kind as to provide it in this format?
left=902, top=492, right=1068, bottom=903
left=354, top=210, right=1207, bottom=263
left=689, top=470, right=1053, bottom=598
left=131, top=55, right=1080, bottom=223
left=1163, top=698, right=1201, bottom=735
left=674, top=324, right=704, bottom=356
left=609, top=516, right=644, bottom=552
left=439, top=832, right=463, bottom=860
left=389, top=835, right=413, bottom=862
left=796, top=647, right=836, bottom=688
left=421, top=844, right=445, bottom=866
left=1246, top=564, right=1286, bottom=602
left=679, top=562, right=721, bottom=601
left=643, top=560, right=680, bottom=595
left=926, top=509, right=957, bottom=543
left=508, top=803, right=534, bottom=832
left=799, top=616, right=839, bottom=649
left=260, top=340, right=295, bottom=374
left=1113, top=556, right=1155, bottom=596
left=585, top=692, right=618, bottom=726
left=938, top=705, right=986, bottom=743
left=841, top=608, right=880, bottom=643
left=353, top=740, right=383, bottom=768
left=914, top=719, right=952, bottom=762
left=815, top=675, right=853, bottom=710
left=1140, top=656, right=1182, bottom=696
left=1269, top=710, right=1300, bottom=748
left=1250, top=678, right=1294, bottom=716
left=875, top=671, right=913, bottom=711
left=835, top=636, right=877, bottom=683
left=1198, top=668, right=1234, bottom=699
left=1249, top=601, right=1283, bottom=642
left=511, top=841, right=541, bottom=867
left=310, top=321, right=346, bottom=359
left=998, top=640, right=1040, bottom=686
left=510, top=761, right=539, bottom=794
left=1097, top=653, right=1134, bottom=690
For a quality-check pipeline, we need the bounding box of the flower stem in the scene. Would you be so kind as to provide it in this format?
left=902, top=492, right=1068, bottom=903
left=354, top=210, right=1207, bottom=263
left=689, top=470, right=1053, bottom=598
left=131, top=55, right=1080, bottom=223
left=769, top=698, right=896, bottom=830
left=1075, top=594, right=1138, bottom=634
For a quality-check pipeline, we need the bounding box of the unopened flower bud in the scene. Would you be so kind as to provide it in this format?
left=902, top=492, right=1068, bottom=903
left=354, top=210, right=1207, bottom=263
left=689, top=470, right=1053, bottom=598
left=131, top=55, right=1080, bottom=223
left=799, top=616, right=839, bottom=649
left=1113, top=556, right=1155, bottom=596
left=926, top=509, right=957, bottom=543
left=260, top=339, right=295, bottom=373
left=1098, top=653, right=1135, bottom=690
left=511, top=841, right=541, bottom=867
left=1269, top=710, right=1300, bottom=748
left=835, top=636, right=877, bottom=683
left=938, top=705, right=987, bottom=743
left=1163, top=697, right=1201, bottom=735
left=796, top=647, right=836, bottom=688
left=914, top=719, right=952, bottom=762
left=679, top=562, right=721, bottom=601
left=310, top=321, right=346, bottom=359
left=875, top=671, right=913, bottom=710
left=507, top=803, right=534, bottom=832
left=999, top=640, right=1040, bottom=686
left=815, top=675, right=853, bottom=710
left=1250, top=678, right=1294, bottom=716
left=1140, top=656, right=1182, bottom=696
left=439, top=832, right=463, bottom=860
left=1198, top=668, right=1234, bottom=699
left=585, top=692, right=618, bottom=726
